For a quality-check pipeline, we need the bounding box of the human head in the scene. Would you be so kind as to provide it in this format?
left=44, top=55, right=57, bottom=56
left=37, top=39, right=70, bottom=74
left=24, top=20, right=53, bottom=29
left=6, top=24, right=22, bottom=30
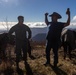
left=18, top=16, right=24, bottom=24
left=49, top=12, right=62, bottom=22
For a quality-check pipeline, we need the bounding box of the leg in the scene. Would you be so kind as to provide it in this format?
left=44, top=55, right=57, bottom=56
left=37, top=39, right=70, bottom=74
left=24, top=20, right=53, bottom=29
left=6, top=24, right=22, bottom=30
left=27, top=40, right=35, bottom=59
left=27, top=40, right=32, bottom=57
left=53, top=44, right=59, bottom=67
left=63, top=43, right=68, bottom=59
left=45, top=41, right=51, bottom=64
left=22, top=41, right=28, bottom=64
left=15, top=44, right=22, bottom=68
left=68, top=45, right=72, bottom=60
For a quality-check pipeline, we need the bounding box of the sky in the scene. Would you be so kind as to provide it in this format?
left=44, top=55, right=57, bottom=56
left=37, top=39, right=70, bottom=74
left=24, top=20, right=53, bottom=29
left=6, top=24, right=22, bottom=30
left=0, top=0, right=76, bottom=22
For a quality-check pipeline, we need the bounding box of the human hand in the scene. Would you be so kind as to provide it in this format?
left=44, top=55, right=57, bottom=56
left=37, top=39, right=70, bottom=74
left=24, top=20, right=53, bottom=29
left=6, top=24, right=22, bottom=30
left=66, top=8, right=70, bottom=15
left=45, top=13, right=49, bottom=16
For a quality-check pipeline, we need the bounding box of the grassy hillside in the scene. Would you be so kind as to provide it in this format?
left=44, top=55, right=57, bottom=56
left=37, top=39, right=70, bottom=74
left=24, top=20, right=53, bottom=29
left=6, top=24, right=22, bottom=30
left=0, top=44, right=76, bottom=75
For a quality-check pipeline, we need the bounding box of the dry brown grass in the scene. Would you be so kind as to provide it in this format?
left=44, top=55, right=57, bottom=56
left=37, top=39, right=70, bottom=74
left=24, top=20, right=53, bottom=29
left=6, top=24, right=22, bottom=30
left=0, top=42, right=76, bottom=75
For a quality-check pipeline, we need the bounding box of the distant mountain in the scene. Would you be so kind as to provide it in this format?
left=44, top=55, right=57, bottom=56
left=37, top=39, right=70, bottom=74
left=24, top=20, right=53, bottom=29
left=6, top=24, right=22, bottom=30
left=0, top=22, right=76, bottom=42
left=32, top=33, right=46, bottom=42
left=30, top=27, right=48, bottom=37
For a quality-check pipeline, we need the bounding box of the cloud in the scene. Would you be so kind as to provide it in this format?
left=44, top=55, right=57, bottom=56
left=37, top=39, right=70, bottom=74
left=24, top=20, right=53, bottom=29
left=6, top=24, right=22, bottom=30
left=0, top=0, right=19, bottom=6
left=0, top=0, right=10, bottom=3
left=2, top=0, right=8, bottom=2
left=72, top=15, right=76, bottom=21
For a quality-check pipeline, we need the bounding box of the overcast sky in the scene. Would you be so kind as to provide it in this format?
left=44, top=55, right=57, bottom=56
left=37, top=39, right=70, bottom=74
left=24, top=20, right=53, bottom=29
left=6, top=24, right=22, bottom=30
left=0, top=0, right=76, bottom=22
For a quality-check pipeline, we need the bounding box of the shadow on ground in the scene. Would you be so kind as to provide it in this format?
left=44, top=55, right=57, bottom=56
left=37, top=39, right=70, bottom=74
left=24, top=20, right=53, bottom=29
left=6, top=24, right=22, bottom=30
left=50, top=64, right=68, bottom=75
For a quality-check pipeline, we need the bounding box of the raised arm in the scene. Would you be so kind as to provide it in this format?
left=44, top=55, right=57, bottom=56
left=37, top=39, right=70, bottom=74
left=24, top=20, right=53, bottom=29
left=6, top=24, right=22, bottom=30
left=64, top=8, right=70, bottom=27
left=45, top=13, right=50, bottom=26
